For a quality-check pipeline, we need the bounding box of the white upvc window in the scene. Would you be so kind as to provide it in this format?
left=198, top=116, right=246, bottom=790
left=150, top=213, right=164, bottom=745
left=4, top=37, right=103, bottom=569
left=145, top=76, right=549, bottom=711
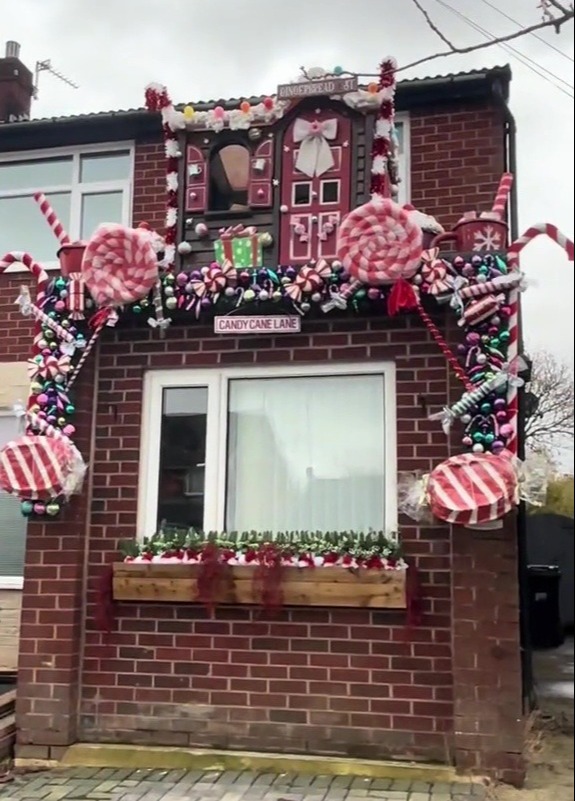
left=138, top=363, right=397, bottom=540
left=394, top=114, right=410, bottom=206
left=0, top=411, right=26, bottom=590
left=0, top=142, right=134, bottom=270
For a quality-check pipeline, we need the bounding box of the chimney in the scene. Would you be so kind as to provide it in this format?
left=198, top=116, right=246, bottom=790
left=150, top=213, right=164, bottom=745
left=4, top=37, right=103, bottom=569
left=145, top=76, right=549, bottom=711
left=0, top=41, right=34, bottom=123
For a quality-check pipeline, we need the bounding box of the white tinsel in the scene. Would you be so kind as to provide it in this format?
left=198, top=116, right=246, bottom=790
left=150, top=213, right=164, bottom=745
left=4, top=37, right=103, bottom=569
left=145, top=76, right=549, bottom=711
left=162, top=105, right=185, bottom=131
left=166, top=208, right=177, bottom=228
left=375, top=118, right=392, bottom=138
left=166, top=172, right=178, bottom=192
left=371, top=154, right=387, bottom=175
left=165, top=139, right=180, bottom=158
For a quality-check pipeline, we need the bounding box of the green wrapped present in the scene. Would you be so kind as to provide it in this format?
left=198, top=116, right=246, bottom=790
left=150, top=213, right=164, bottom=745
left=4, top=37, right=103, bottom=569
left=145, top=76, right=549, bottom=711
left=213, top=224, right=263, bottom=268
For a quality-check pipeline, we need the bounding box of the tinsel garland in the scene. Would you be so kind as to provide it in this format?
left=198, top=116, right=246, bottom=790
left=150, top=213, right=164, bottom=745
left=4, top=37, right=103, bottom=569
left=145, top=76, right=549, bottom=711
left=370, top=56, right=397, bottom=199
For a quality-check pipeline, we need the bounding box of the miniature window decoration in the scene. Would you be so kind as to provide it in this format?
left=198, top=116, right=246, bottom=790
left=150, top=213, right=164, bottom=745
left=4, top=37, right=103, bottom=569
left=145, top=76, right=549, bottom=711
left=293, top=183, right=312, bottom=206
left=321, top=180, right=340, bottom=204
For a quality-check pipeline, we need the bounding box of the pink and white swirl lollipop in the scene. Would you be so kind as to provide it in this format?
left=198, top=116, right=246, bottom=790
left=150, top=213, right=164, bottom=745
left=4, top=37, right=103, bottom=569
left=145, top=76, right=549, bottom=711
left=337, top=199, right=423, bottom=287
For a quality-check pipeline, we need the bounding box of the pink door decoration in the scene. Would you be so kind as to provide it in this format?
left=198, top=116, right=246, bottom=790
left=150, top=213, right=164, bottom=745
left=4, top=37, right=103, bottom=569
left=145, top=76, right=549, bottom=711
left=279, top=110, right=351, bottom=264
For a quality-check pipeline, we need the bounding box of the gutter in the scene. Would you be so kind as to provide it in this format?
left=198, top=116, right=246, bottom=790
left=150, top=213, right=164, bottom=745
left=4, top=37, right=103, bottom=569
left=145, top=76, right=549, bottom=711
left=491, top=81, right=535, bottom=713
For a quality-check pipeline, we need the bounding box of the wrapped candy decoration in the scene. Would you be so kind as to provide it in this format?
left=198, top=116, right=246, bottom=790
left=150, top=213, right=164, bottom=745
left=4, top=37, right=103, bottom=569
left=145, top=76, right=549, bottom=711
left=0, top=433, right=86, bottom=501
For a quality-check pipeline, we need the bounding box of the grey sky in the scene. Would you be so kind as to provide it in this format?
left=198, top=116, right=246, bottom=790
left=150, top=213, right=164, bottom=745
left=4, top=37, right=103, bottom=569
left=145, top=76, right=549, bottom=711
left=4, top=0, right=574, bottom=365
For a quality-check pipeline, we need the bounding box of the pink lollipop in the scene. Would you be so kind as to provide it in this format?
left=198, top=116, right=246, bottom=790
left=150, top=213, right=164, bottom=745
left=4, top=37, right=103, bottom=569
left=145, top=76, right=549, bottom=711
left=337, top=199, right=423, bottom=285
left=82, top=223, right=159, bottom=308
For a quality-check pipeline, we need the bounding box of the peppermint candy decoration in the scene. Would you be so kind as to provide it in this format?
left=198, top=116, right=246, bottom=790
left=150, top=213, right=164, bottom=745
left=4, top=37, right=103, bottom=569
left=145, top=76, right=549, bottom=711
left=420, top=248, right=452, bottom=296
left=204, top=265, right=226, bottom=295
left=285, top=265, right=324, bottom=302
left=28, top=354, right=72, bottom=381
left=458, top=294, right=504, bottom=327
left=337, top=199, right=423, bottom=285
left=82, top=223, right=159, bottom=308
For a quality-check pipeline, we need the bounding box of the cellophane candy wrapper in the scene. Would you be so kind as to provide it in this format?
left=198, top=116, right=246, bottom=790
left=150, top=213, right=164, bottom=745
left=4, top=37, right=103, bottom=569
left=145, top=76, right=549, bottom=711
left=515, top=452, right=551, bottom=508
left=397, top=470, right=436, bottom=524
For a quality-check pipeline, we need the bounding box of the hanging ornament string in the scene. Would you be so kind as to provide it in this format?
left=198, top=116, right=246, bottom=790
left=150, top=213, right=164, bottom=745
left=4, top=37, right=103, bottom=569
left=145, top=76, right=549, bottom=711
left=144, top=83, right=180, bottom=274
left=369, top=56, right=398, bottom=200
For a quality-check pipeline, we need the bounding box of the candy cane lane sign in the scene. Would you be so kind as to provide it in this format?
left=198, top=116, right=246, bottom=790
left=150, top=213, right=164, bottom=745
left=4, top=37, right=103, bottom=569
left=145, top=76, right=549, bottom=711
left=214, top=316, right=301, bottom=335
left=277, top=76, right=358, bottom=100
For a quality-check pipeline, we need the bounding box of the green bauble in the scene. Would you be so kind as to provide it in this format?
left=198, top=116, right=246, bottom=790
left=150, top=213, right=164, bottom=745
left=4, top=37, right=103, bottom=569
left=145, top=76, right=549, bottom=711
left=65, top=404, right=75, bottom=415
left=484, top=433, right=495, bottom=445
left=355, top=289, right=366, bottom=300
left=480, top=402, right=491, bottom=414
left=472, top=431, right=484, bottom=443
left=499, top=330, right=510, bottom=342
left=132, top=305, right=142, bottom=314
left=54, top=277, right=66, bottom=290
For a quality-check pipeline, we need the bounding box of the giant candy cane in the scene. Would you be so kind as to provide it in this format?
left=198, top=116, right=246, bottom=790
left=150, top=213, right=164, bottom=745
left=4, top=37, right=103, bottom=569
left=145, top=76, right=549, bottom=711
left=0, top=252, right=49, bottom=356
left=506, top=224, right=574, bottom=454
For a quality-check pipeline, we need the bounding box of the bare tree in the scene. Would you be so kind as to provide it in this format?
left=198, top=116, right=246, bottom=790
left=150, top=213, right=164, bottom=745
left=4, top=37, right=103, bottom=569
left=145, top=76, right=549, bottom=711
left=394, top=0, right=574, bottom=76
left=524, top=350, right=574, bottom=457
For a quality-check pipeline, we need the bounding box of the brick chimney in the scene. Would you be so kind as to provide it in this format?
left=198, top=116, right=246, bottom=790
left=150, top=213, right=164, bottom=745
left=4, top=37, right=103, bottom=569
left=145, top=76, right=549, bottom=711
left=0, top=41, right=34, bottom=123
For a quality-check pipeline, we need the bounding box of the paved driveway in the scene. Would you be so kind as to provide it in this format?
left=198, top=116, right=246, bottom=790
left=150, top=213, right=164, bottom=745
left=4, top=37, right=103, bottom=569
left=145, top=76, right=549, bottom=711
left=0, top=767, right=485, bottom=801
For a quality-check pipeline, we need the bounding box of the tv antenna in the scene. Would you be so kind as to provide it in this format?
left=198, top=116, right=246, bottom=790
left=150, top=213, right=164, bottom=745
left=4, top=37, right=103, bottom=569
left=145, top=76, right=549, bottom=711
left=33, top=59, right=79, bottom=99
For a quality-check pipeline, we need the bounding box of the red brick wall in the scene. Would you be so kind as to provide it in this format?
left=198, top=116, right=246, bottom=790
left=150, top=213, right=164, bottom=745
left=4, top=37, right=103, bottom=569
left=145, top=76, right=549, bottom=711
left=3, top=99, right=525, bottom=784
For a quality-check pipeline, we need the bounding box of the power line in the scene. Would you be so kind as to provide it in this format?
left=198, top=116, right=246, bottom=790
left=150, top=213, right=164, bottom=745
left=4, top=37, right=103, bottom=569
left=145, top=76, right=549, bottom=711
left=433, top=0, right=574, bottom=98
left=477, top=0, right=574, bottom=63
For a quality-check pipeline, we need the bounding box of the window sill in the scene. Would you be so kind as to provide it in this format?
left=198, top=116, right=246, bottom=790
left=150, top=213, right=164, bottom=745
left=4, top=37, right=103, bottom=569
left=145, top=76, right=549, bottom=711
left=112, top=562, right=407, bottom=609
left=0, top=577, right=24, bottom=590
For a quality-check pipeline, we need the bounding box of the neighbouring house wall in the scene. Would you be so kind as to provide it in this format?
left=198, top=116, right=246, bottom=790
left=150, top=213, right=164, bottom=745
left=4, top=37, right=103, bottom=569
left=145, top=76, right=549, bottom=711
left=0, top=590, right=21, bottom=671
left=6, top=97, right=526, bottom=785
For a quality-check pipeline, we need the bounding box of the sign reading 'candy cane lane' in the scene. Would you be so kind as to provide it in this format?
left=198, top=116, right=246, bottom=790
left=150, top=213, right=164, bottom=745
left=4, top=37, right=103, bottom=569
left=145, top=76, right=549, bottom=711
left=214, top=316, right=301, bottom=335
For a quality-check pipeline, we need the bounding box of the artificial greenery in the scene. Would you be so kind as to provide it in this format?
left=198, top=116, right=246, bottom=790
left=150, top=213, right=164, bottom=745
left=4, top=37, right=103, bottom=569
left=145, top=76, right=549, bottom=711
left=119, top=527, right=403, bottom=562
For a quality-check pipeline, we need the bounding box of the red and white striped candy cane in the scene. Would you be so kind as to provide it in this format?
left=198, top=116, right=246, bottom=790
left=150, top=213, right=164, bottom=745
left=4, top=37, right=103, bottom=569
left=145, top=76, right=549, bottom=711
left=0, top=252, right=49, bottom=355
left=33, top=193, right=71, bottom=247
left=491, top=173, right=514, bottom=220
left=506, top=223, right=574, bottom=454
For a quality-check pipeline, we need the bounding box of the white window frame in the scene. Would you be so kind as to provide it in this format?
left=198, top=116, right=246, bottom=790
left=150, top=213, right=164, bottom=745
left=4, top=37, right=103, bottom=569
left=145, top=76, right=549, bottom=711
left=0, top=410, right=25, bottom=590
left=0, top=141, right=134, bottom=272
left=137, top=362, right=398, bottom=540
left=394, top=113, right=411, bottom=206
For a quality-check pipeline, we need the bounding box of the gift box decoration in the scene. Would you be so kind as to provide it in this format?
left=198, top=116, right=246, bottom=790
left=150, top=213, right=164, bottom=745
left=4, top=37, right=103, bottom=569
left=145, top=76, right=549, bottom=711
left=213, top=224, right=263, bottom=268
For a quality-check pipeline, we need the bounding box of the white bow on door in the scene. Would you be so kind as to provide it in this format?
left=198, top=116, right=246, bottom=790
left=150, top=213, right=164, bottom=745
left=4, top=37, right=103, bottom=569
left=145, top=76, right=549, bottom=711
left=293, top=118, right=338, bottom=178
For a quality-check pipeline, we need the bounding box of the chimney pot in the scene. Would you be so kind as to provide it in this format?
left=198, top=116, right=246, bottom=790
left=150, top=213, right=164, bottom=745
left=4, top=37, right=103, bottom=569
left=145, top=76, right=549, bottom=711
left=5, top=41, right=21, bottom=59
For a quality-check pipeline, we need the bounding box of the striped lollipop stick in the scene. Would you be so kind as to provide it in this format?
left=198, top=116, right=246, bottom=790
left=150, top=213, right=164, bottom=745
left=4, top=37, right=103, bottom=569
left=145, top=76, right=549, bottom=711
left=506, top=223, right=574, bottom=455
left=490, top=173, right=514, bottom=220
left=33, top=193, right=71, bottom=246
left=66, top=309, right=118, bottom=390
left=415, top=302, right=474, bottom=392
left=1, top=252, right=49, bottom=355
left=16, top=287, right=76, bottom=345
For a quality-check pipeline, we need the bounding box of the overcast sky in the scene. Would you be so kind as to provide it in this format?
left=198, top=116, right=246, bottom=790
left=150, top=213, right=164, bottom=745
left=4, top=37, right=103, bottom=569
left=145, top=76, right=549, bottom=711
left=3, top=0, right=574, bottom=365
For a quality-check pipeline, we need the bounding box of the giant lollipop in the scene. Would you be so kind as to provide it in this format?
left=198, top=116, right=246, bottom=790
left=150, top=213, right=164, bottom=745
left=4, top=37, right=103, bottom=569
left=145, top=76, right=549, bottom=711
left=337, top=198, right=423, bottom=286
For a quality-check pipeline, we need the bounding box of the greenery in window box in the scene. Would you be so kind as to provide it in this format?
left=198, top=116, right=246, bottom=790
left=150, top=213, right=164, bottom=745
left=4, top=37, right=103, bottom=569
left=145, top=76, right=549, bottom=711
left=119, top=528, right=404, bottom=568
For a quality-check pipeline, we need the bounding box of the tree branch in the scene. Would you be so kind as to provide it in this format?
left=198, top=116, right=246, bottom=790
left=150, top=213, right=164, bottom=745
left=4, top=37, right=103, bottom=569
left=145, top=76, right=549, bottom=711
left=396, top=0, right=574, bottom=75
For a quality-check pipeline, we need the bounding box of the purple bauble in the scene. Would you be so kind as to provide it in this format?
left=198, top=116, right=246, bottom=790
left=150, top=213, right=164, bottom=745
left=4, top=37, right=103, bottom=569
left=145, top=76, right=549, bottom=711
left=493, top=398, right=506, bottom=411
left=285, top=267, right=296, bottom=279
left=462, top=264, right=474, bottom=277
left=491, top=439, right=505, bottom=453
left=496, top=410, right=508, bottom=422
left=466, top=332, right=481, bottom=345
left=457, top=344, right=467, bottom=355
left=176, top=272, right=188, bottom=286
left=367, top=287, right=381, bottom=300
left=190, top=270, right=202, bottom=281
left=453, top=255, right=464, bottom=268
left=201, top=297, right=212, bottom=309
left=471, top=255, right=483, bottom=266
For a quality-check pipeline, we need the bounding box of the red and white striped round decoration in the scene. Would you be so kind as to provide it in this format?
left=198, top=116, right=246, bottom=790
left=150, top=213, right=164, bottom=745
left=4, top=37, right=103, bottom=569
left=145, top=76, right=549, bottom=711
left=0, top=435, right=84, bottom=500
left=82, top=224, right=158, bottom=308
left=427, top=451, right=518, bottom=526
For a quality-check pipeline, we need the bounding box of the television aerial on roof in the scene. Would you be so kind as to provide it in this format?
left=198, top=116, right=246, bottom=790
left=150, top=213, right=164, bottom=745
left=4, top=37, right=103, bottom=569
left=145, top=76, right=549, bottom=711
left=33, top=55, right=79, bottom=99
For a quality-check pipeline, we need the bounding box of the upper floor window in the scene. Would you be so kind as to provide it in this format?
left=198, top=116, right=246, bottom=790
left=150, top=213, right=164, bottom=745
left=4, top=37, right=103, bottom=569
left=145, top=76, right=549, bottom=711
left=0, top=145, right=133, bottom=266
left=393, top=116, right=410, bottom=206
left=209, top=142, right=250, bottom=212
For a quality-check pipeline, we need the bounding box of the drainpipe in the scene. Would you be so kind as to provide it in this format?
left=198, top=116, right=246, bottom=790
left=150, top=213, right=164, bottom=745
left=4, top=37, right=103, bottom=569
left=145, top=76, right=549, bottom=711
left=492, top=81, right=535, bottom=712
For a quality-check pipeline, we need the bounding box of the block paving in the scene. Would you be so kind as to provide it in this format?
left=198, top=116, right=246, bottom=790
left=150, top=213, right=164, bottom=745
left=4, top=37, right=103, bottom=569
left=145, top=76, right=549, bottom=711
left=0, top=768, right=487, bottom=801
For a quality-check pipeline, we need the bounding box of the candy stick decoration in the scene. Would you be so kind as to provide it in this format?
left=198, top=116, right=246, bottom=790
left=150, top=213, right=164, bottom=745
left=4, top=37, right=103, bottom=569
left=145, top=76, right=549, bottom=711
left=66, top=309, right=116, bottom=390
left=414, top=302, right=474, bottom=392
left=25, top=411, right=68, bottom=441
left=33, top=193, right=71, bottom=246
left=491, top=173, right=514, bottom=220
left=506, top=223, right=574, bottom=455
left=16, top=286, right=76, bottom=344
left=147, top=279, right=171, bottom=334
left=458, top=271, right=526, bottom=301
left=430, top=357, right=526, bottom=434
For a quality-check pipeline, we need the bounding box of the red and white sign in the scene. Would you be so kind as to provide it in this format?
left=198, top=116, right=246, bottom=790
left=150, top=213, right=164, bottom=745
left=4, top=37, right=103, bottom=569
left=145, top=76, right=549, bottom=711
left=214, top=316, right=301, bottom=335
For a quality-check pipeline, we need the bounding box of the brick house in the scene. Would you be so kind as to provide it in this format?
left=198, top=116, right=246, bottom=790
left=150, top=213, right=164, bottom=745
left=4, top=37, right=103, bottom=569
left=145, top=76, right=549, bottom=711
left=0, top=43, right=528, bottom=786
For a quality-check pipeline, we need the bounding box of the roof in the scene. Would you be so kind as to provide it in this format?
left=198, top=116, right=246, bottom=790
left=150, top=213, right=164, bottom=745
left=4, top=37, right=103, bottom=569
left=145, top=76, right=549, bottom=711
left=0, top=65, right=511, bottom=152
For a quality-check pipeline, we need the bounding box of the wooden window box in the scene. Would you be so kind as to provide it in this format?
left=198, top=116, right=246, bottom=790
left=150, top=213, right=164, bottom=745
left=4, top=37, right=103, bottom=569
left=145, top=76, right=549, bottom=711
left=112, top=563, right=407, bottom=609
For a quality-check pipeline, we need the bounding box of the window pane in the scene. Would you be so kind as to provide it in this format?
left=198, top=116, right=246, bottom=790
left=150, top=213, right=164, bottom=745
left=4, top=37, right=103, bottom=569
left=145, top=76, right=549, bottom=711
left=80, top=191, right=123, bottom=239
left=0, top=416, right=27, bottom=578
left=0, top=193, right=71, bottom=263
left=226, top=375, right=385, bottom=533
left=321, top=181, right=339, bottom=204
left=293, top=183, right=311, bottom=205
left=0, top=157, right=73, bottom=191
left=80, top=151, right=131, bottom=183
left=157, top=388, right=208, bottom=531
